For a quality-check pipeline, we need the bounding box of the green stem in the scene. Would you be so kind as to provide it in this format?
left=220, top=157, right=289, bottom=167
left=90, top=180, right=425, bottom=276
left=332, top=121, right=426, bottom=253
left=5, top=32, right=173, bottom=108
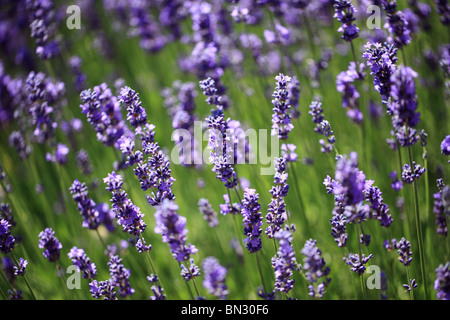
left=406, top=145, right=428, bottom=299
left=10, top=253, right=37, bottom=300
left=406, top=266, right=414, bottom=300
left=256, top=252, right=268, bottom=296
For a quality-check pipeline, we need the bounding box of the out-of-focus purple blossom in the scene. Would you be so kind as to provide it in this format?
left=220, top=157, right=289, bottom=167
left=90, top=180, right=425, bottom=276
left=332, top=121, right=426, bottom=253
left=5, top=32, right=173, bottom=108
left=8, top=288, right=22, bottom=300
left=364, top=180, right=393, bottom=227
left=281, top=143, right=298, bottom=162
left=202, top=256, right=228, bottom=300
left=68, top=247, right=97, bottom=279
left=381, top=0, right=411, bottom=48
left=300, top=238, right=331, bottom=298
left=13, top=258, right=28, bottom=277
left=336, top=62, right=365, bottom=124
left=76, top=149, right=93, bottom=175
left=441, top=135, right=450, bottom=156
left=0, top=203, right=15, bottom=228
left=434, top=262, right=450, bottom=300
left=433, top=179, right=449, bottom=236
left=389, top=171, right=403, bottom=191
left=435, top=0, right=450, bottom=25
left=38, top=227, right=62, bottom=262
left=241, top=188, right=263, bottom=253
left=46, top=143, right=69, bottom=165
left=69, top=56, right=87, bottom=92
left=198, top=198, right=219, bottom=228
left=386, top=237, right=413, bottom=266
left=264, top=22, right=291, bottom=46
left=154, top=199, right=198, bottom=262
left=309, top=100, right=336, bottom=153
left=219, top=194, right=241, bottom=215
left=2, top=257, right=15, bottom=284
left=8, top=131, right=31, bottom=160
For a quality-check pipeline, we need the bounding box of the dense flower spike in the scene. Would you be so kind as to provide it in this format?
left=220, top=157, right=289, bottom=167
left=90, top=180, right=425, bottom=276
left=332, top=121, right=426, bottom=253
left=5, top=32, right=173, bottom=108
left=69, top=179, right=101, bottom=230
left=381, top=0, right=411, bottom=48
left=103, top=171, right=147, bottom=238
left=118, top=86, right=147, bottom=128
left=441, top=135, right=450, bottom=156
left=13, top=258, right=28, bottom=277
left=336, top=62, right=365, bottom=124
left=272, top=229, right=299, bottom=294
left=147, top=274, right=166, bottom=300
left=363, top=42, right=398, bottom=101
left=266, top=157, right=289, bottom=238
left=154, top=199, right=198, bottom=262
left=434, top=262, right=450, bottom=300
left=0, top=219, right=15, bottom=254
left=241, top=188, right=263, bottom=253
left=80, top=83, right=130, bottom=149
left=386, top=237, right=413, bottom=266
left=301, top=239, right=331, bottom=298
left=271, top=73, right=294, bottom=140
left=433, top=179, right=450, bottom=236
left=309, top=100, right=336, bottom=153
left=202, top=256, right=228, bottom=300
left=89, top=279, right=117, bottom=300
left=401, top=162, right=426, bottom=184
left=68, top=247, right=97, bottom=279
left=333, top=0, right=360, bottom=42
left=108, top=255, right=134, bottom=297
left=38, top=228, right=62, bottom=262
left=343, top=253, right=374, bottom=274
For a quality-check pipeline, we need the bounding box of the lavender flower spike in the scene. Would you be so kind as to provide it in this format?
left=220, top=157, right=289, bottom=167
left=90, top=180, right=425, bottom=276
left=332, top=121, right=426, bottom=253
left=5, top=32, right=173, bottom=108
left=434, top=262, right=450, bottom=300
left=202, top=257, right=228, bottom=300
left=271, top=73, right=294, bottom=140
left=241, top=188, right=263, bottom=253
left=301, top=239, right=331, bottom=298
left=68, top=247, right=97, bottom=279
left=272, top=229, right=300, bottom=294
left=38, top=228, right=62, bottom=262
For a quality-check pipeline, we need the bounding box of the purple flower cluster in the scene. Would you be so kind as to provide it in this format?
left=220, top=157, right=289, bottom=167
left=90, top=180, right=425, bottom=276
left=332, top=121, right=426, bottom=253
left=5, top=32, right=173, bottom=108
left=433, top=179, right=449, bottom=236
left=241, top=188, right=263, bottom=253
left=271, top=73, right=294, bottom=140
left=68, top=56, right=87, bottom=93
left=219, top=194, right=241, bottom=216
left=441, top=135, right=450, bottom=156
left=118, top=86, right=148, bottom=129
left=89, top=279, right=117, bottom=300
left=68, top=247, right=97, bottom=279
left=147, top=274, right=166, bottom=300
left=0, top=219, right=15, bottom=254
left=202, top=256, right=228, bottom=300
left=336, top=62, right=365, bottom=124
left=300, top=239, right=331, bottom=298
left=104, top=171, right=147, bottom=239
left=343, top=252, right=374, bottom=275
left=363, top=42, right=398, bottom=101
left=434, top=262, right=450, bottom=300
left=80, top=83, right=130, bottom=149
left=46, top=143, right=69, bottom=165
left=385, top=237, right=413, bottom=266
left=38, top=227, right=62, bottom=262
left=26, top=0, right=60, bottom=59
left=70, top=179, right=101, bottom=230
left=401, top=162, right=426, bottom=184
left=333, top=0, right=360, bottom=42
left=206, top=110, right=238, bottom=189
left=107, top=255, right=134, bottom=297
left=154, top=199, right=198, bottom=262
left=309, top=100, right=336, bottom=153
left=272, top=229, right=299, bottom=294
left=198, top=198, right=219, bottom=228
left=381, top=0, right=411, bottom=48
left=266, top=157, right=289, bottom=238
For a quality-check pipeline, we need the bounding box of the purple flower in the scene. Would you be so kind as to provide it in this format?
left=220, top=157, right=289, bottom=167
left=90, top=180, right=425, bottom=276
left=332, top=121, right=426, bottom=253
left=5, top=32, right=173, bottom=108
left=309, top=100, right=336, bottom=153
left=433, top=179, right=449, bottom=236
left=202, top=256, right=228, bottom=300
left=70, top=179, right=101, bottom=230
left=38, top=227, right=62, bottom=262
left=219, top=194, right=241, bottom=215
left=343, top=253, right=373, bottom=275
left=301, top=239, right=331, bottom=298
left=68, top=247, right=97, bottom=279
left=13, top=258, right=28, bottom=277
left=333, top=0, right=360, bottom=42
left=333, top=152, right=366, bottom=207
left=336, top=62, right=365, bottom=124
left=381, top=0, right=411, bottom=48
left=46, top=143, right=69, bottom=165
left=435, top=0, right=450, bottom=25
left=387, top=237, right=413, bottom=266
left=363, top=42, right=398, bottom=101
left=401, top=162, right=426, bottom=184
left=118, top=86, right=147, bottom=128
left=389, top=171, right=403, bottom=191
left=0, top=203, right=15, bottom=228
left=241, top=188, right=263, bottom=253
left=434, top=262, right=450, bottom=300
left=180, top=258, right=201, bottom=282
left=8, top=131, right=31, bottom=160
left=272, top=229, right=299, bottom=294
left=89, top=279, right=117, bottom=300
left=198, top=198, right=219, bottom=228
left=281, top=143, right=298, bottom=162
left=403, top=279, right=418, bottom=292
left=108, top=255, right=134, bottom=297
left=266, top=157, right=289, bottom=238
left=154, top=199, right=198, bottom=262
left=147, top=274, right=166, bottom=300
left=271, top=73, right=294, bottom=140
left=441, top=135, right=450, bottom=156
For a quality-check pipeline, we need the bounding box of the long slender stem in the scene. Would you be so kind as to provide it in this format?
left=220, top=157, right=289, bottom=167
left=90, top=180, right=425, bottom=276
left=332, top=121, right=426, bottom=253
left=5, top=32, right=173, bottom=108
left=407, top=145, right=428, bottom=299
left=10, top=253, right=37, bottom=300
left=256, top=252, right=268, bottom=296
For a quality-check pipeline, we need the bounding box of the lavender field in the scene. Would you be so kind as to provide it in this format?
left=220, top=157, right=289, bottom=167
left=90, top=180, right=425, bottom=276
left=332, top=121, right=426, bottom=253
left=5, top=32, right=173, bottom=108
left=0, top=0, right=449, bottom=301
